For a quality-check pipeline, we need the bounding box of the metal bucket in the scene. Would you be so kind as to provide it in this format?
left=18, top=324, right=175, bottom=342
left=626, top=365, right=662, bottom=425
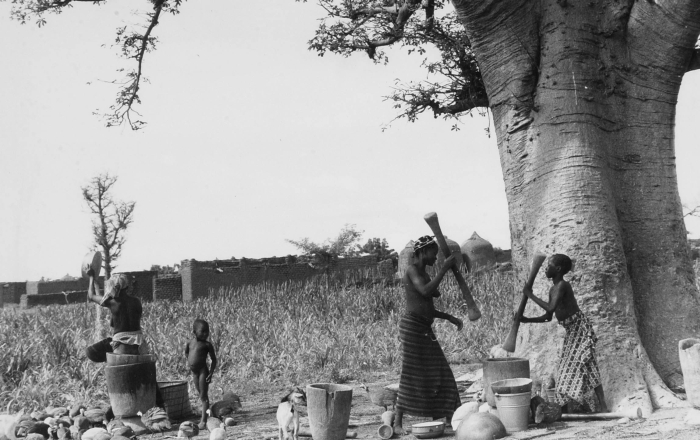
left=494, top=392, right=531, bottom=432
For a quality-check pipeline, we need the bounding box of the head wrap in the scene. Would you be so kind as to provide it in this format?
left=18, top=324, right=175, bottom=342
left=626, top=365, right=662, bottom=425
left=101, top=273, right=133, bottom=304
left=413, top=235, right=437, bottom=252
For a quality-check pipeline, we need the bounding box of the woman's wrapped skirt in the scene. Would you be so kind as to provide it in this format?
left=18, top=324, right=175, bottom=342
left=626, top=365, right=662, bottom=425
left=396, top=313, right=460, bottom=418
left=555, top=311, right=602, bottom=411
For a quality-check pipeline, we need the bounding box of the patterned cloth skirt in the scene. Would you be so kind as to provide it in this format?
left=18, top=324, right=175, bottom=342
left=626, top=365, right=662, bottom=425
left=555, top=311, right=602, bottom=410
left=396, top=313, right=460, bottom=418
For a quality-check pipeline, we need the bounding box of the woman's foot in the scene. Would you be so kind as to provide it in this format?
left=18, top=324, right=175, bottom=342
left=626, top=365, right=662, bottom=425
left=392, top=419, right=405, bottom=436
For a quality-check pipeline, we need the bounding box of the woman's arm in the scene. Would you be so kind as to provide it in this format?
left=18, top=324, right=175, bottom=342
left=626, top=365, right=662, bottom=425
left=520, top=312, right=553, bottom=323
left=406, top=255, right=456, bottom=298
left=86, top=272, right=107, bottom=305
left=433, top=310, right=464, bottom=330
left=524, top=282, right=564, bottom=314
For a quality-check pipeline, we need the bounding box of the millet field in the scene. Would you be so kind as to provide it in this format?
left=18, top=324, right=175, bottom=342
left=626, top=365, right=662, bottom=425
left=0, top=268, right=518, bottom=413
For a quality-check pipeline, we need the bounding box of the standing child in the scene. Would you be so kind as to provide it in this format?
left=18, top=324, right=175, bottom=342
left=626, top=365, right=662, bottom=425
left=519, top=254, right=608, bottom=413
left=185, top=319, right=218, bottom=429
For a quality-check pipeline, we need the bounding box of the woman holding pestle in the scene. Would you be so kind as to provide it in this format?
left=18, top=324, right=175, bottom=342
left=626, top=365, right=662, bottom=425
left=393, top=236, right=463, bottom=435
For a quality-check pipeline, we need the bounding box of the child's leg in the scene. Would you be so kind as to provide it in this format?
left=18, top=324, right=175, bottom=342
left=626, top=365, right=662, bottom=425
left=192, top=370, right=202, bottom=397
left=594, top=385, right=608, bottom=412
left=199, top=368, right=210, bottom=428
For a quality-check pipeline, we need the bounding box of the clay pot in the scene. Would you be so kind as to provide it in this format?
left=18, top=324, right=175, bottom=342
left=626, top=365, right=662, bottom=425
left=455, top=413, right=506, bottom=440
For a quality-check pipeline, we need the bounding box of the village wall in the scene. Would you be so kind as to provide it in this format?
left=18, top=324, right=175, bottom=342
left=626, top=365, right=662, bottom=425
left=21, top=290, right=88, bottom=308
left=180, top=255, right=381, bottom=301
left=1, top=282, right=26, bottom=305
left=153, top=274, right=182, bottom=302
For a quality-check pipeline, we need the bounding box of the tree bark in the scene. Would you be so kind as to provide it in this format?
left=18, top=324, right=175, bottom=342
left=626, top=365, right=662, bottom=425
left=453, top=0, right=700, bottom=412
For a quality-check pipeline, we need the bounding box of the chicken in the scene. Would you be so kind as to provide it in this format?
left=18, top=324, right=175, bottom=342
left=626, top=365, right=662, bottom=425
left=360, top=384, right=398, bottom=411
left=68, top=425, right=81, bottom=440
left=92, top=432, right=111, bottom=440
left=69, top=405, right=86, bottom=419
left=16, top=419, right=39, bottom=438
left=80, top=409, right=106, bottom=428
left=46, top=408, right=68, bottom=419
left=535, top=402, right=562, bottom=424
left=72, top=416, right=90, bottom=432
left=208, top=423, right=225, bottom=440
left=30, top=412, right=49, bottom=423
left=177, top=421, right=198, bottom=439
left=530, top=395, right=546, bottom=421
left=80, top=428, right=107, bottom=440
left=110, top=427, right=134, bottom=438
left=56, top=426, right=71, bottom=440
left=209, top=396, right=242, bottom=420
left=137, top=407, right=171, bottom=437
left=204, top=412, right=222, bottom=432
left=104, top=419, right=124, bottom=434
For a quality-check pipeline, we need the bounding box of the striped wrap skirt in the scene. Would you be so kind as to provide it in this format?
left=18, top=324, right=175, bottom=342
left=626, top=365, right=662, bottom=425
left=396, top=312, right=460, bottom=418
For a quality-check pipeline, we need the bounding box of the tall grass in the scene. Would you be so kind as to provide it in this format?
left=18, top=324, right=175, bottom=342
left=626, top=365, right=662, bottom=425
left=2, top=263, right=698, bottom=413
left=0, top=268, right=514, bottom=411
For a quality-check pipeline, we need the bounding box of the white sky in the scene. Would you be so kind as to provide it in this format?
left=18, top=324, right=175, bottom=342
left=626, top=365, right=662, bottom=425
left=1, top=0, right=699, bottom=281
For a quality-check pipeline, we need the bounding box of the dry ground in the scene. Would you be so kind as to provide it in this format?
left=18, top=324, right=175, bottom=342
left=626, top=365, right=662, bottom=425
left=143, top=363, right=700, bottom=440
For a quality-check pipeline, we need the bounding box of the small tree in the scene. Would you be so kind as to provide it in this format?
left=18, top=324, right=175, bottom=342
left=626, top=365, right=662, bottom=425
left=287, top=224, right=364, bottom=257
left=82, top=173, right=136, bottom=278
left=359, top=238, right=398, bottom=268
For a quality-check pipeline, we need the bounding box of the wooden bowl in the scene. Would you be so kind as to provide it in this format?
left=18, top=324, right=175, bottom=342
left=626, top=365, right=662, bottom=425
left=490, top=378, right=532, bottom=395
left=412, top=421, right=445, bottom=439
left=81, top=252, right=102, bottom=279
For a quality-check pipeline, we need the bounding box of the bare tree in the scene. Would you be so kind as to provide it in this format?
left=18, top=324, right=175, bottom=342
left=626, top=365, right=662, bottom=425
left=82, top=173, right=136, bottom=278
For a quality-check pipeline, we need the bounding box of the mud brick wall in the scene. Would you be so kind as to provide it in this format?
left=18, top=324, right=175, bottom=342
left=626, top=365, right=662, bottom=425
left=180, top=259, right=317, bottom=301
left=26, top=278, right=104, bottom=295
left=180, top=255, right=386, bottom=301
left=22, top=290, right=88, bottom=309
left=38, top=279, right=88, bottom=294
left=153, top=274, right=182, bottom=301
left=1, top=282, right=26, bottom=305
left=26, top=281, right=39, bottom=296
left=123, top=271, right=157, bottom=302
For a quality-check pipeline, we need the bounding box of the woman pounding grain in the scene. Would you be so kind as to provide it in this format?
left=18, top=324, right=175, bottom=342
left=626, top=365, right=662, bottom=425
left=393, top=236, right=463, bottom=435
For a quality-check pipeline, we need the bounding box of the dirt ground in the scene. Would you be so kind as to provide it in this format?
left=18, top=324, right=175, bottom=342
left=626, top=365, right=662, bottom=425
left=148, top=363, right=700, bottom=440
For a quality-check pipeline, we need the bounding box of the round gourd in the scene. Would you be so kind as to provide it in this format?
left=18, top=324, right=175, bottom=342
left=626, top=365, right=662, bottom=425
left=451, top=401, right=480, bottom=430
left=455, top=412, right=506, bottom=440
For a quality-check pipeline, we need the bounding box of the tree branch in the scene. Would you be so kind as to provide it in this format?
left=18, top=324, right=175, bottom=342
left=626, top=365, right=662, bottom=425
left=101, top=0, right=165, bottom=130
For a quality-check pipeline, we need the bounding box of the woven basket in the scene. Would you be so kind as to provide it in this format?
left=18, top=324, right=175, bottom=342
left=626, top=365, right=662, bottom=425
left=157, top=381, right=192, bottom=420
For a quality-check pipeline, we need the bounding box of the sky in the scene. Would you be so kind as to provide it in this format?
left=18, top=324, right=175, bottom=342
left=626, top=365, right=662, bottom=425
left=1, top=0, right=699, bottom=281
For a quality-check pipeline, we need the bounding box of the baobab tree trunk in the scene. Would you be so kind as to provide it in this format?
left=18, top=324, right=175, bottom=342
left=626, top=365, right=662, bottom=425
left=453, top=0, right=700, bottom=413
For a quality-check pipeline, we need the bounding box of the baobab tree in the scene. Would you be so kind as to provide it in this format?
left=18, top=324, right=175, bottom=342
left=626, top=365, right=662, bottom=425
left=308, top=0, right=700, bottom=413
left=5, top=0, right=700, bottom=413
